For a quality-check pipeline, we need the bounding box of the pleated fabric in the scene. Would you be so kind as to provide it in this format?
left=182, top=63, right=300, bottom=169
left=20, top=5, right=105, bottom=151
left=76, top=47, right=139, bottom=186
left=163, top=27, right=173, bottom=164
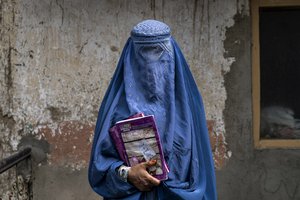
left=88, top=20, right=217, bottom=200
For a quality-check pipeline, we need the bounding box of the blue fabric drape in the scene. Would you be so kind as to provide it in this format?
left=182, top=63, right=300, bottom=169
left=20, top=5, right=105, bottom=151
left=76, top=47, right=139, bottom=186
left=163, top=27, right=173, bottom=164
left=88, top=20, right=217, bottom=200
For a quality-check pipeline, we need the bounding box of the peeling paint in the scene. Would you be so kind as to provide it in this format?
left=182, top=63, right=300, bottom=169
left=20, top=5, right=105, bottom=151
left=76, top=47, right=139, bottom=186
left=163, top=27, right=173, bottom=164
left=38, top=121, right=94, bottom=170
left=207, top=120, right=230, bottom=169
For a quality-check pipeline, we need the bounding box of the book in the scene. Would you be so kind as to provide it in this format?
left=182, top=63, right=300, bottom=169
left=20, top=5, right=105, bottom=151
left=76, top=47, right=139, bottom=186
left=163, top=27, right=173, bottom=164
left=109, top=114, right=169, bottom=180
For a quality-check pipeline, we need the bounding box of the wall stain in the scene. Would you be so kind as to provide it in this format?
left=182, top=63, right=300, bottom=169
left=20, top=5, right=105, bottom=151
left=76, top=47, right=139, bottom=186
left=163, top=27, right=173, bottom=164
left=6, top=42, right=13, bottom=109
left=192, top=0, right=199, bottom=44
left=207, top=0, right=210, bottom=42
left=0, top=0, right=2, bottom=24
left=150, top=0, right=156, bottom=19
left=0, top=108, right=15, bottom=131
left=78, top=40, right=88, bottom=54
left=29, top=50, right=34, bottom=59
left=236, top=0, right=240, bottom=14
left=194, top=0, right=205, bottom=59
left=110, top=45, right=118, bottom=52
left=94, top=42, right=101, bottom=48
left=47, top=106, right=71, bottom=122
left=55, top=0, right=64, bottom=26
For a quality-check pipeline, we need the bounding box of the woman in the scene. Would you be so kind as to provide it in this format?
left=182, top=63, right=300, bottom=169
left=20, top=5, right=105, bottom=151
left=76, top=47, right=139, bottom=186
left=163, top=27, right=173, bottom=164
left=88, top=19, right=217, bottom=200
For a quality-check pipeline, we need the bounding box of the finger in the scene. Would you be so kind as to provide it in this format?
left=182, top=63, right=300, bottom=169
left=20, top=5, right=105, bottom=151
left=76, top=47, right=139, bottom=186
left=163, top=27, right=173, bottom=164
left=145, top=174, right=160, bottom=186
left=143, top=160, right=157, bottom=168
left=137, top=181, right=153, bottom=192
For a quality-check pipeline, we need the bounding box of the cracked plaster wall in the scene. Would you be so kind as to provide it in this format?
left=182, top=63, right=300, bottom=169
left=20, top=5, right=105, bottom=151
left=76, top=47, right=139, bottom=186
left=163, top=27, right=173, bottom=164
left=3, top=0, right=297, bottom=200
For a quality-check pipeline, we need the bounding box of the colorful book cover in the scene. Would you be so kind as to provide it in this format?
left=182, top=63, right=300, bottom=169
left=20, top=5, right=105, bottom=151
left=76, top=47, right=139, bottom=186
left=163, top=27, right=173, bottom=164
left=109, top=114, right=169, bottom=180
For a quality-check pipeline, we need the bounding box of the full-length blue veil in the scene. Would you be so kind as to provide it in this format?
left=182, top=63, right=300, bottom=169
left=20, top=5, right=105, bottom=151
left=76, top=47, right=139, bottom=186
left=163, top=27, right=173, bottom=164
left=88, top=20, right=217, bottom=200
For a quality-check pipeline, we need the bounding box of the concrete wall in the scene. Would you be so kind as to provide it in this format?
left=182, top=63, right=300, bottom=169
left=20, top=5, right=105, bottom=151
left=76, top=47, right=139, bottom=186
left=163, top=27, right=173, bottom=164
left=218, top=12, right=300, bottom=200
left=0, top=0, right=299, bottom=200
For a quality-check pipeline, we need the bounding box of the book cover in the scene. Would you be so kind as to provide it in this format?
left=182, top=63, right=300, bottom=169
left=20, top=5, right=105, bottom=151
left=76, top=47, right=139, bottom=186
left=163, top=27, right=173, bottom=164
left=109, top=114, right=169, bottom=180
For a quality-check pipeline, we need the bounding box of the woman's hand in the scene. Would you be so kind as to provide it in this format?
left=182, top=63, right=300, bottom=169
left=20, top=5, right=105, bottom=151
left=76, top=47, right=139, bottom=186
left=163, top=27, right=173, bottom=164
left=127, top=160, right=161, bottom=191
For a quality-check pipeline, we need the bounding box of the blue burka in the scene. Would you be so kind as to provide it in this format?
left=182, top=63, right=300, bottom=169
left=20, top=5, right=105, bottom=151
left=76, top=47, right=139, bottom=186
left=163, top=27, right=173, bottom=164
left=88, top=20, right=217, bottom=200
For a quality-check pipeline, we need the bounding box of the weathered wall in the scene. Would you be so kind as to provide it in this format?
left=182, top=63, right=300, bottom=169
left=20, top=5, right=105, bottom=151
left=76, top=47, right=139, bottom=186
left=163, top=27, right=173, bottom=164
left=1, top=0, right=298, bottom=200
left=217, top=11, right=300, bottom=200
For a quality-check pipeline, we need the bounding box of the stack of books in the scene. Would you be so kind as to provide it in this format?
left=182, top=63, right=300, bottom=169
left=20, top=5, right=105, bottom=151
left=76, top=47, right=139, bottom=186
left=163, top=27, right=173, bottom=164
left=109, top=113, right=169, bottom=180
